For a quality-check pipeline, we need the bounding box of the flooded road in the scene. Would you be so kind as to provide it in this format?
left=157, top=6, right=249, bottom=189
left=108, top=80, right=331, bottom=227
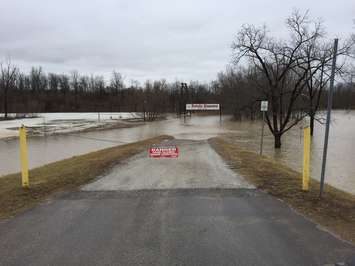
left=0, top=111, right=354, bottom=194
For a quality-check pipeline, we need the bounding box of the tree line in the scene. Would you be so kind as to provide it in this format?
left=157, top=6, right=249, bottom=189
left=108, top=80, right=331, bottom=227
left=0, top=64, right=219, bottom=119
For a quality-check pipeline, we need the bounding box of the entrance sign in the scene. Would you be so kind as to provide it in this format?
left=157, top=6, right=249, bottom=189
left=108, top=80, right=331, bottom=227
left=186, top=104, right=220, bottom=111
left=260, top=101, right=268, bottom=112
left=149, top=144, right=179, bottom=158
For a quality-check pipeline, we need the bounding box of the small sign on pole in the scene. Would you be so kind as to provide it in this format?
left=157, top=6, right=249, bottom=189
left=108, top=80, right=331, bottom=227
left=260, top=101, right=268, bottom=112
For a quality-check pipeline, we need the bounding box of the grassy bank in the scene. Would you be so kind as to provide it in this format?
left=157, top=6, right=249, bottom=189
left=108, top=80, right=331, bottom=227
left=0, top=135, right=172, bottom=220
left=209, top=137, right=355, bottom=245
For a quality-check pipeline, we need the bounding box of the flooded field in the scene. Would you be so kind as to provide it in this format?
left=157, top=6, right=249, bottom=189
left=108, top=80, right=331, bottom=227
left=0, top=110, right=354, bottom=194
left=222, top=110, right=355, bottom=195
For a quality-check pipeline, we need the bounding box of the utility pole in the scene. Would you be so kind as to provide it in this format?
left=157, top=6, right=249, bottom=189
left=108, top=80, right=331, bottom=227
left=180, top=83, right=188, bottom=122
left=259, top=101, right=268, bottom=156
left=319, top=38, right=338, bottom=198
left=143, top=100, right=147, bottom=122
left=260, top=111, right=265, bottom=155
left=179, top=84, right=183, bottom=117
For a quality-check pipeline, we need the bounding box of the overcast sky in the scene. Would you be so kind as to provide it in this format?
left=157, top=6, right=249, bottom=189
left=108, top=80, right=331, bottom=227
left=0, top=0, right=354, bottom=84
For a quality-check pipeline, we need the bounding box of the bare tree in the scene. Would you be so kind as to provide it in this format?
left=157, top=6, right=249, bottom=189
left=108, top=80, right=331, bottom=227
left=48, top=73, right=60, bottom=91
left=110, top=71, right=124, bottom=111
left=232, top=10, right=324, bottom=148
left=70, top=70, right=80, bottom=110
left=0, top=60, right=18, bottom=118
left=30, top=67, right=46, bottom=91
left=302, top=38, right=354, bottom=135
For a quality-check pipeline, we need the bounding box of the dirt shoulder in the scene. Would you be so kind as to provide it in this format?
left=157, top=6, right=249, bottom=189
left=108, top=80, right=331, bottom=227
left=0, top=135, right=172, bottom=220
left=209, top=137, right=355, bottom=245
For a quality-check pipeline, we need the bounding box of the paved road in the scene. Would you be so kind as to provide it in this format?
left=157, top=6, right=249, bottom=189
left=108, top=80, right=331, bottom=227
left=0, top=140, right=354, bottom=266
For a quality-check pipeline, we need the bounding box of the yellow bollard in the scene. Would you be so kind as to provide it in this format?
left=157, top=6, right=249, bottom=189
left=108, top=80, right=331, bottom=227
left=19, top=125, right=29, bottom=188
left=302, top=126, right=311, bottom=191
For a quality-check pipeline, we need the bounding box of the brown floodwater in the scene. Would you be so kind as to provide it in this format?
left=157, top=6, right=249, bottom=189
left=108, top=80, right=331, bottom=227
left=0, top=110, right=354, bottom=194
left=222, top=110, right=355, bottom=195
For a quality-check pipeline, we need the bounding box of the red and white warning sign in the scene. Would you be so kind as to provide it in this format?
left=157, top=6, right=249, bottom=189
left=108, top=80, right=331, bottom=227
left=149, top=144, right=179, bottom=158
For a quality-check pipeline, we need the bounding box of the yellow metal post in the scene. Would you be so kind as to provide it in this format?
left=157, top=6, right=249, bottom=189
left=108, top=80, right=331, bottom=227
left=302, top=127, right=311, bottom=191
left=19, top=126, right=29, bottom=188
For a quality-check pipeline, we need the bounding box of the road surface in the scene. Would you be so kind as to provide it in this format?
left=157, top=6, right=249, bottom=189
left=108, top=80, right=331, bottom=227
left=0, top=139, right=354, bottom=265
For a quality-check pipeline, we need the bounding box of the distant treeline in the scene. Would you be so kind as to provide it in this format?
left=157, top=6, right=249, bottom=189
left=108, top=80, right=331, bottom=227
left=0, top=65, right=354, bottom=117
left=0, top=67, right=220, bottom=116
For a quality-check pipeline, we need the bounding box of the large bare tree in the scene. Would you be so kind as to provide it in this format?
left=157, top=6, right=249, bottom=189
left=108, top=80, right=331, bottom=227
left=232, top=10, right=324, bottom=148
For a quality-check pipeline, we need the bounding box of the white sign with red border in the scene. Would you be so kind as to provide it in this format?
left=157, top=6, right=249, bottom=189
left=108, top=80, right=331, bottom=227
left=186, top=103, right=220, bottom=111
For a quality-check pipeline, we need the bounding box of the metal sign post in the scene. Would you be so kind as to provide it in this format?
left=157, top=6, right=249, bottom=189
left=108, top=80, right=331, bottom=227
left=260, top=101, right=268, bottom=156
left=319, top=38, right=338, bottom=198
left=302, top=126, right=311, bottom=191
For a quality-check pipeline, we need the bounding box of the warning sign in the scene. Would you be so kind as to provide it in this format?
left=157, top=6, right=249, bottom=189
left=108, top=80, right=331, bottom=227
left=149, top=144, right=179, bottom=158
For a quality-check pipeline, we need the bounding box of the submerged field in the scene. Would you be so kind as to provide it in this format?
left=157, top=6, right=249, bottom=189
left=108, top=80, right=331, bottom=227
left=0, top=112, right=143, bottom=139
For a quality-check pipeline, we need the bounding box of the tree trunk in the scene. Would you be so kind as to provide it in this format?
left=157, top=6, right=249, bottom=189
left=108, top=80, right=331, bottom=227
left=274, top=133, right=281, bottom=148
left=4, top=86, right=8, bottom=118
left=310, top=114, right=315, bottom=136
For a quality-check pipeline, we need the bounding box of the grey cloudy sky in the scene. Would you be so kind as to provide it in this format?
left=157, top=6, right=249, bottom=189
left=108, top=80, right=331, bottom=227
left=0, top=0, right=354, bottom=83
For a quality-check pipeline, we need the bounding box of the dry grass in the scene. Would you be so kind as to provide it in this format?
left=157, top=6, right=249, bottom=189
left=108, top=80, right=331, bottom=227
left=209, top=137, right=355, bottom=245
left=0, top=135, right=172, bottom=219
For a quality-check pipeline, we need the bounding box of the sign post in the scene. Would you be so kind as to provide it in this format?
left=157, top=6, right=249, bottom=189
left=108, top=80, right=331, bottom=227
left=260, top=101, right=268, bottom=156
